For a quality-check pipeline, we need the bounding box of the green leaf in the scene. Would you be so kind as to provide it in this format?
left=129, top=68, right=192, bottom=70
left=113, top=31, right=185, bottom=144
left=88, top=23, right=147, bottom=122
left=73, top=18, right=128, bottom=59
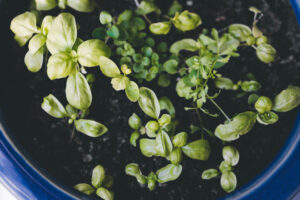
left=118, top=10, right=133, bottom=24
left=107, top=25, right=120, bottom=39
left=145, top=121, right=159, bottom=138
left=46, top=13, right=77, bottom=54
left=98, top=56, right=121, bottom=78
left=41, top=94, right=68, bottom=118
left=176, top=79, right=192, bottom=98
left=255, top=96, right=273, bottom=114
left=67, top=0, right=95, bottom=13
left=25, top=49, right=44, bottom=73
left=219, top=161, right=232, bottom=174
left=215, top=77, right=234, bottom=90
left=28, top=34, right=46, bottom=54
left=136, top=1, right=160, bottom=15
left=66, top=71, right=92, bottom=110
left=47, top=51, right=77, bottom=80
left=172, top=132, right=188, bottom=147
left=156, top=164, right=182, bottom=183
left=128, top=113, right=142, bottom=130
left=159, top=97, right=175, bottom=118
left=168, top=148, right=183, bottom=165
left=147, top=172, right=157, bottom=191
left=75, top=119, right=108, bottom=137
left=111, top=75, right=130, bottom=91
left=201, top=169, right=219, bottom=180
left=10, top=12, right=39, bottom=38
left=215, top=111, right=257, bottom=141
left=138, top=87, right=160, bottom=119
left=241, top=81, right=261, bottom=92
left=172, top=10, right=202, bottom=32
left=182, top=139, right=211, bottom=160
left=35, top=0, right=57, bottom=11
left=92, top=27, right=107, bottom=40
left=74, top=183, right=95, bottom=195
left=273, top=85, right=300, bottom=112
left=125, top=81, right=140, bottom=102
left=149, top=22, right=172, bottom=35
left=155, top=130, right=173, bottom=157
left=100, top=11, right=113, bottom=25
left=130, top=131, right=140, bottom=147
left=78, top=39, right=111, bottom=67
left=96, top=187, right=114, bottom=200
left=14, top=35, right=32, bottom=47
left=257, top=112, right=279, bottom=125
left=256, top=43, right=276, bottom=64
left=222, top=146, right=239, bottom=166
left=229, top=24, right=252, bottom=42
left=91, top=165, right=106, bottom=188
left=170, top=39, right=200, bottom=55
left=125, top=163, right=147, bottom=185
left=163, top=59, right=178, bottom=74
left=140, top=138, right=158, bottom=157
left=41, top=16, right=54, bottom=35
left=221, top=172, right=237, bottom=193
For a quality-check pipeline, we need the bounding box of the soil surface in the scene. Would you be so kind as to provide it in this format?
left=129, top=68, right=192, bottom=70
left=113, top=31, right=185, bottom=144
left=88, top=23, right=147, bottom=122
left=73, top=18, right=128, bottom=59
left=0, top=0, right=300, bottom=200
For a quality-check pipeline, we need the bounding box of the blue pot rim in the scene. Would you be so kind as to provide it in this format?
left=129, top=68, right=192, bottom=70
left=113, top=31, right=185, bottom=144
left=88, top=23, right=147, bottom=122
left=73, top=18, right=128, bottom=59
left=0, top=0, right=300, bottom=199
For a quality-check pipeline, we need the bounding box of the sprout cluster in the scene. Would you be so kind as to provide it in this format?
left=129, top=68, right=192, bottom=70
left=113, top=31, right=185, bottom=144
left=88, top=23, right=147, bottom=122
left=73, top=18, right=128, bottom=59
left=10, top=0, right=300, bottom=198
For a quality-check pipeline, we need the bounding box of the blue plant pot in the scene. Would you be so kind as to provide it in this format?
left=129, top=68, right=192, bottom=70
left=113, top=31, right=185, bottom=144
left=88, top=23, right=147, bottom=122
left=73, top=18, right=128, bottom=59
left=1, top=0, right=300, bottom=199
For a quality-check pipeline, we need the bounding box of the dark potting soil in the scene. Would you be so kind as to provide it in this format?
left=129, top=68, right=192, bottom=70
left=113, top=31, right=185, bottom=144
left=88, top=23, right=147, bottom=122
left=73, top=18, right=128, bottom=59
left=0, top=0, right=300, bottom=200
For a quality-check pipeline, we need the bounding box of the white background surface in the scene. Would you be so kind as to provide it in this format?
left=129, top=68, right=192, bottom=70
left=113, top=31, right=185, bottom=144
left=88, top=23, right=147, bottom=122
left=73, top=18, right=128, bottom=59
left=0, top=184, right=16, bottom=200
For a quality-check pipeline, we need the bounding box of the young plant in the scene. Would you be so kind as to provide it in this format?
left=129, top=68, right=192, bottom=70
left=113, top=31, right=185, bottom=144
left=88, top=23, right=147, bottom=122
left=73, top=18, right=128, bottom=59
left=125, top=87, right=211, bottom=190
left=202, top=146, right=239, bottom=193
left=74, top=164, right=114, bottom=200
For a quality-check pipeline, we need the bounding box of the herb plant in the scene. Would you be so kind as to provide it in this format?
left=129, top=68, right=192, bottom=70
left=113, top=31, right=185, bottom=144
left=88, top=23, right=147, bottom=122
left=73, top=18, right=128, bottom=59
left=10, top=0, right=300, bottom=199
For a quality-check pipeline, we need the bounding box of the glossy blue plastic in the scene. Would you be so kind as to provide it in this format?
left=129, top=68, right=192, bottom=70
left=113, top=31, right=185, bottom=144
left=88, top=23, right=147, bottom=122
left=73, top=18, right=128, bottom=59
left=1, top=0, right=300, bottom=200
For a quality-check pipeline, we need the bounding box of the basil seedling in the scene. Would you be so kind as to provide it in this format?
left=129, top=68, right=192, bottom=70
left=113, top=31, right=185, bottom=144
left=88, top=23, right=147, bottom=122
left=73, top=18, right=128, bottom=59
left=75, top=164, right=114, bottom=200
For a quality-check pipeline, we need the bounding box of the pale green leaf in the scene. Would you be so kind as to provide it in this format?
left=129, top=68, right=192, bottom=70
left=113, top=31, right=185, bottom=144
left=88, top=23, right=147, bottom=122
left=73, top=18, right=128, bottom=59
left=78, top=39, right=111, bottom=67
left=111, top=75, right=130, bottom=91
left=35, top=0, right=57, bottom=11
left=91, top=165, right=106, bottom=188
left=156, top=164, right=182, bottom=183
left=182, top=139, right=211, bottom=160
left=273, top=85, right=300, bottom=112
left=75, top=119, right=108, bottom=137
left=41, top=16, right=54, bottom=35
left=139, top=138, right=158, bottom=157
left=41, top=94, right=68, bottom=118
left=221, top=172, right=237, bottom=193
left=47, top=51, right=77, bottom=80
left=96, top=187, right=114, bottom=200
left=125, top=81, right=140, bottom=102
left=10, top=12, right=39, bottom=37
left=215, top=111, right=257, bottom=141
left=28, top=34, right=46, bottom=54
left=25, top=49, right=44, bottom=73
left=155, top=130, right=173, bottom=157
left=74, top=183, right=95, bottom=195
left=138, top=87, right=160, bottom=119
left=66, top=71, right=92, bottom=110
left=67, top=0, right=95, bottom=13
left=46, top=13, right=77, bottom=54
left=229, top=24, right=252, bottom=42
left=98, top=56, right=120, bottom=77
left=170, top=39, right=200, bottom=55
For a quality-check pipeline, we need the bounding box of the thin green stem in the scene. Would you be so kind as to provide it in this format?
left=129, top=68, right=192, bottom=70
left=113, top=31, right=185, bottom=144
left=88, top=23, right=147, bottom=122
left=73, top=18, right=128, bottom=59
left=208, top=98, right=231, bottom=121
left=193, top=103, right=204, bottom=137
